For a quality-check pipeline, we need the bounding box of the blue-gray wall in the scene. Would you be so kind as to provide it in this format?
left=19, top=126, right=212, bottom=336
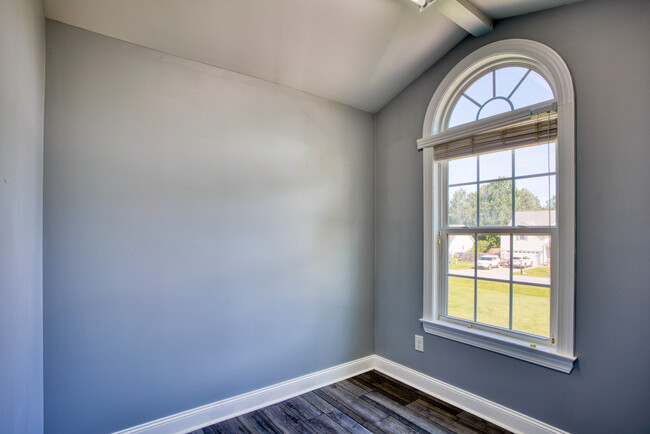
left=0, top=0, right=45, bottom=432
left=374, top=1, right=650, bottom=432
left=43, top=22, right=374, bottom=433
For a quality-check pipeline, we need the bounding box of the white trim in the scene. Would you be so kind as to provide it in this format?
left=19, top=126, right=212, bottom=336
left=114, top=355, right=568, bottom=434
left=374, top=356, right=569, bottom=434
left=420, top=39, right=576, bottom=371
left=554, top=99, right=575, bottom=357
left=420, top=319, right=576, bottom=373
left=113, top=356, right=375, bottom=434
left=423, top=147, right=435, bottom=320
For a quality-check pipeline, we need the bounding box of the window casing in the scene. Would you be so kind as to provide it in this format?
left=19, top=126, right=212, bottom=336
left=418, top=40, right=576, bottom=373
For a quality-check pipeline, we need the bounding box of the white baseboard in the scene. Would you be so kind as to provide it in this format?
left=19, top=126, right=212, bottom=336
left=373, top=356, right=568, bottom=434
left=115, top=354, right=566, bottom=434
left=114, top=356, right=375, bottom=434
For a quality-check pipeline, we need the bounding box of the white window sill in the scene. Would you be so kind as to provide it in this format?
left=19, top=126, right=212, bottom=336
left=420, top=318, right=576, bottom=373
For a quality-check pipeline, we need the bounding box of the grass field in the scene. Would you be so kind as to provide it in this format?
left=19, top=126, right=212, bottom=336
left=520, top=266, right=551, bottom=278
left=447, top=276, right=550, bottom=337
left=448, top=259, right=474, bottom=270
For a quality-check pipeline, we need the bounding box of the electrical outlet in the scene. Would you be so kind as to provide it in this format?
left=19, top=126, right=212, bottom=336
left=415, top=335, right=424, bottom=352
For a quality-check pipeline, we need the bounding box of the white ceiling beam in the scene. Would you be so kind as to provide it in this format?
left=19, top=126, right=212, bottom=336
left=434, top=0, right=492, bottom=37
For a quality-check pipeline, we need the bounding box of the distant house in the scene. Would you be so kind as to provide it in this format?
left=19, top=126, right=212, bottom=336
left=448, top=235, right=474, bottom=257
left=501, top=210, right=555, bottom=266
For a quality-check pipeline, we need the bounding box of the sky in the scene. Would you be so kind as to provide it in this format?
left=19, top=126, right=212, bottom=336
left=446, top=66, right=557, bottom=203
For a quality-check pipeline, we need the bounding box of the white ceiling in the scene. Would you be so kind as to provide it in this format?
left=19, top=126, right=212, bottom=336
left=44, top=0, right=580, bottom=113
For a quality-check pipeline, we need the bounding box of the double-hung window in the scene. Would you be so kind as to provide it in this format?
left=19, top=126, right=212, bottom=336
left=418, top=40, right=576, bottom=372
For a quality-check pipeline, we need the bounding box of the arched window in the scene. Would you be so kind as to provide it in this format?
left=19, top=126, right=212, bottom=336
left=418, top=40, right=576, bottom=373
left=447, top=66, right=554, bottom=128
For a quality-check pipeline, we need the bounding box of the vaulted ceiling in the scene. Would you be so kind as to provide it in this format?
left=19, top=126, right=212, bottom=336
left=44, top=0, right=580, bottom=112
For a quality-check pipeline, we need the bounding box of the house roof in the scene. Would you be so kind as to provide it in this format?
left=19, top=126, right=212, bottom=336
left=514, top=210, right=556, bottom=226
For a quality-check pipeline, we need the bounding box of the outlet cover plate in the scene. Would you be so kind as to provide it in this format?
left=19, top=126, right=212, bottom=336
left=415, top=335, right=424, bottom=352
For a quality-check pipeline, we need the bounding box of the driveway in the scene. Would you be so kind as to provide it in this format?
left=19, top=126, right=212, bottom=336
left=450, top=267, right=549, bottom=285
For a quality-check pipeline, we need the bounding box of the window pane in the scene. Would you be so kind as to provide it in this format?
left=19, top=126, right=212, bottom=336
left=477, top=98, right=512, bottom=120
left=513, top=235, right=551, bottom=285
left=476, top=234, right=508, bottom=279
left=496, top=67, right=528, bottom=98
left=464, top=72, right=493, bottom=106
left=479, top=180, right=512, bottom=226
left=448, top=155, right=477, bottom=185
left=448, top=185, right=477, bottom=227
left=448, top=96, right=479, bottom=128
left=515, top=142, right=556, bottom=177
left=447, top=276, right=474, bottom=321
left=515, top=175, right=556, bottom=226
left=510, top=70, right=554, bottom=109
left=479, top=150, right=511, bottom=181
left=513, top=284, right=550, bottom=337
left=476, top=280, right=509, bottom=329
left=448, top=234, right=475, bottom=277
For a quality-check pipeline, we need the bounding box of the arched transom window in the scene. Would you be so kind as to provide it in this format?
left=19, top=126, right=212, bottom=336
left=448, top=66, right=554, bottom=128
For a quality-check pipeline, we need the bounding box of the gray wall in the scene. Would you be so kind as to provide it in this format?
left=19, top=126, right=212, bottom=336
left=43, top=22, right=374, bottom=433
left=0, top=0, right=45, bottom=433
left=375, top=1, right=650, bottom=432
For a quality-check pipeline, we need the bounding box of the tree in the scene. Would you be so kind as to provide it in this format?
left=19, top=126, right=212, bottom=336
left=481, top=234, right=501, bottom=249
left=477, top=239, right=490, bottom=253
left=480, top=181, right=513, bottom=226
left=448, top=179, right=548, bottom=227
left=545, top=195, right=556, bottom=210
left=515, top=188, right=543, bottom=212
left=469, top=234, right=501, bottom=253
left=448, top=188, right=477, bottom=226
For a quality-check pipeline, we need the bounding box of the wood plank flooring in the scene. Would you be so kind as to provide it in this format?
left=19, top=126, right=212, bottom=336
left=188, top=370, right=511, bottom=434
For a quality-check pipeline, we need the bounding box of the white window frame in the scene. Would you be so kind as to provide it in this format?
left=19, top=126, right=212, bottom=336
left=419, top=39, right=576, bottom=373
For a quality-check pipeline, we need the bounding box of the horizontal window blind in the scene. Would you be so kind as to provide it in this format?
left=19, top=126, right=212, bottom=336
left=432, top=111, right=557, bottom=161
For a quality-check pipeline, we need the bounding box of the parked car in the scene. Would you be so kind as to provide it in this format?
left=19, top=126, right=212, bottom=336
left=513, top=256, right=533, bottom=268
left=477, top=254, right=500, bottom=270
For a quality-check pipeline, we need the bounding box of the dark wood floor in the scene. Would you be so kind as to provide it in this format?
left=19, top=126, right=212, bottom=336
left=188, top=370, right=510, bottom=434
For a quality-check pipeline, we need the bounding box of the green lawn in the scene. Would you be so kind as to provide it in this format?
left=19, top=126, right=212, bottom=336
left=447, top=276, right=550, bottom=337
left=448, top=259, right=474, bottom=270
left=520, top=266, right=551, bottom=278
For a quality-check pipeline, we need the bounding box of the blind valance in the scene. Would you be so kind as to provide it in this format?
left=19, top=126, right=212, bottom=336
left=416, top=102, right=557, bottom=161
